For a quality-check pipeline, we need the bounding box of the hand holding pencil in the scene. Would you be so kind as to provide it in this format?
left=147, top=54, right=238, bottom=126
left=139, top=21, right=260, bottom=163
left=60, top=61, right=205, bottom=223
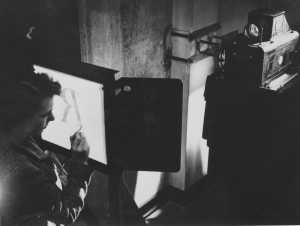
left=70, top=126, right=90, bottom=164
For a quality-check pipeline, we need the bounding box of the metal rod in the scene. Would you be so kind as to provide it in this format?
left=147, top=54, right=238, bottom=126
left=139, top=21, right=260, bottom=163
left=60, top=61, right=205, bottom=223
left=189, top=23, right=221, bottom=40
left=199, top=50, right=215, bottom=56
left=171, top=23, right=221, bottom=41
left=171, top=31, right=190, bottom=39
left=213, top=30, right=239, bottom=40
left=171, top=56, right=193, bottom=64
left=198, top=40, right=219, bottom=45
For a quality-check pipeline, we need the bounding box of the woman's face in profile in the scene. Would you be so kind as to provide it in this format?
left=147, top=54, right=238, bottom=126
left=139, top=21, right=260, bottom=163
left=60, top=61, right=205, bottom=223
left=24, top=97, right=55, bottom=137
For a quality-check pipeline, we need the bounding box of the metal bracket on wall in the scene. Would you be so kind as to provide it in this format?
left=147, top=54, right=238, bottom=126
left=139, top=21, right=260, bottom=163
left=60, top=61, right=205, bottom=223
left=171, top=56, right=193, bottom=64
left=163, top=23, right=221, bottom=73
left=172, top=23, right=221, bottom=57
left=171, top=23, right=221, bottom=41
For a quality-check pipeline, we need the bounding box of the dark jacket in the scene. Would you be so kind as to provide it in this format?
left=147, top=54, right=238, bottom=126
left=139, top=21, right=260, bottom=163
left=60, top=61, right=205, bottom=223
left=0, top=137, right=93, bottom=226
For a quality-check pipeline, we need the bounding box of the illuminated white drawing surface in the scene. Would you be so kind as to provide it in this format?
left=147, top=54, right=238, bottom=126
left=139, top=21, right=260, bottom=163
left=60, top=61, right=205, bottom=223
left=34, top=65, right=107, bottom=164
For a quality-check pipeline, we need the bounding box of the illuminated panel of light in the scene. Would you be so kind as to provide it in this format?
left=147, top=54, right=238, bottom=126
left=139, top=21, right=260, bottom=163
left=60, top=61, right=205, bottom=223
left=186, top=57, right=214, bottom=182
left=186, top=88, right=209, bottom=176
left=33, top=65, right=107, bottom=165
left=134, top=171, right=163, bottom=208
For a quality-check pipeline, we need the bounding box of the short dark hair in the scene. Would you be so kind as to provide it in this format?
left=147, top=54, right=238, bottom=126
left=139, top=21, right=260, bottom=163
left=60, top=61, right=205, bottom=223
left=19, top=71, right=61, bottom=98
left=0, top=65, right=61, bottom=129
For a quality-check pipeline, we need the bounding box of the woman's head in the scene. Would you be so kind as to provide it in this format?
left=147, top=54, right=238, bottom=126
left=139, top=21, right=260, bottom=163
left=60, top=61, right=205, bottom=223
left=0, top=66, right=61, bottom=137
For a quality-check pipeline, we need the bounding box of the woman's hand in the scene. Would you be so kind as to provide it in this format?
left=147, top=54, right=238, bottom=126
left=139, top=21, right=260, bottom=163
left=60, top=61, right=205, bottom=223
left=70, top=131, right=90, bottom=165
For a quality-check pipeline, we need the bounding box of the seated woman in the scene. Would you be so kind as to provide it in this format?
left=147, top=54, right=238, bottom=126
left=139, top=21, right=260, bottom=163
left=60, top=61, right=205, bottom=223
left=0, top=63, right=93, bottom=226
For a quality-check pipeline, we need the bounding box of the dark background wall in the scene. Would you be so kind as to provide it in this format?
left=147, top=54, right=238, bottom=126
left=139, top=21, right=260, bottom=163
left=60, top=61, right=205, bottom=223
left=79, top=0, right=124, bottom=74
left=219, top=0, right=266, bottom=35
left=0, top=0, right=81, bottom=63
left=267, top=0, right=300, bottom=28
left=120, top=0, right=172, bottom=77
left=79, top=0, right=172, bottom=78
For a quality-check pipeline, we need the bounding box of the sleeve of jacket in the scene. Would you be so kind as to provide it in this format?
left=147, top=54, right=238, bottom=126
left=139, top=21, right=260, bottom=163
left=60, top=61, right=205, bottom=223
left=13, top=158, right=93, bottom=225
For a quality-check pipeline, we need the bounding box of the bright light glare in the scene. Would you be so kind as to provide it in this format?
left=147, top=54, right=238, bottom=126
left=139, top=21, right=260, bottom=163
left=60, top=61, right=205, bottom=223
left=187, top=57, right=213, bottom=181
left=186, top=88, right=209, bottom=176
left=134, top=171, right=163, bottom=207
left=249, top=24, right=259, bottom=37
